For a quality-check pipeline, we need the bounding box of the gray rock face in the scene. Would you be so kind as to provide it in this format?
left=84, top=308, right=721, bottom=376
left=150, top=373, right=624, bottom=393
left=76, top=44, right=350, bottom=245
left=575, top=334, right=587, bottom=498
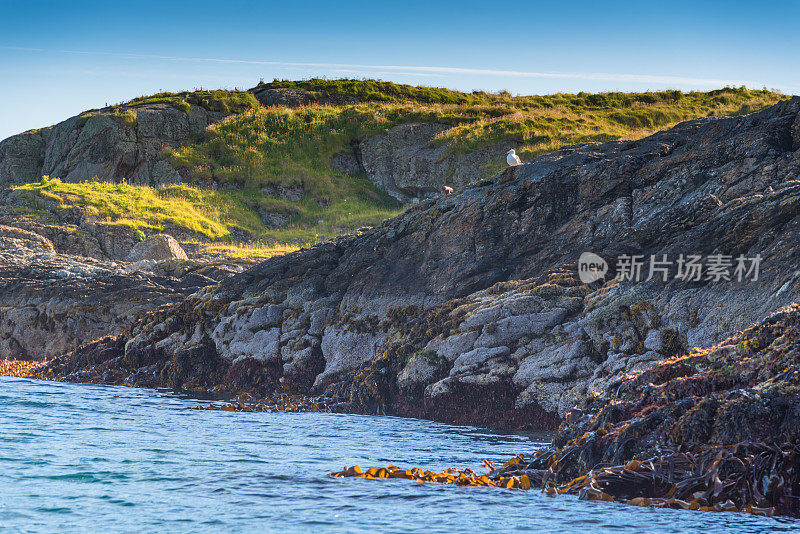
left=42, top=97, right=800, bottom=430
left=398, top=351, right=442, bottom=388
left=0, top=224, right=55, bottom=253
left=259, top=210, right=291, bottom=229
left=249, top=86, right=359, bottom=108
left=318, top=327, right=387, bottom=385
left=0, top=103, right=225, bottom=186
left=212, top=306, right=282, bottom=363
left=359, top=122, right=515, bottom=201
left=126, top=234, right=188, bottom=262
left=260, top=183, right=305, bottom=202
left=1, top=98, right=510, bottom=202
left=331, top=152, right=361, bottom=175
left=0, top=225, right=241, bottom=361
left=451, top=346, right=510, bottom=375
left=423, top=331, right=479, bottom=362
left=0, top=130, right=45, bottom=183
left=250, top=87, right=315, bottom=108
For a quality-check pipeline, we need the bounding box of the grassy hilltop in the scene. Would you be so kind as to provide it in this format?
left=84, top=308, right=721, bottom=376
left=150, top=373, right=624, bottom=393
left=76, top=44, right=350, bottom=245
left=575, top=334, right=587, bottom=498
left=11, top=80, right=788, bottom=258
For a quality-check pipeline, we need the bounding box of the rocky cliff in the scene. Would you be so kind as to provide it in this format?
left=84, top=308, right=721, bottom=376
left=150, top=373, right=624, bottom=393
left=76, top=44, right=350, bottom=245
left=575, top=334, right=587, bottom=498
left=40, top=97, right=800, bottom=431
left=0, top=225, right=243, bottom=361
left=0, top=87, right=512, bottom=200
left=0, top=103, right=230, bottom=186
left=6, top=82, right=778, bottom=208
left=357, top=122, right=515, bottom=202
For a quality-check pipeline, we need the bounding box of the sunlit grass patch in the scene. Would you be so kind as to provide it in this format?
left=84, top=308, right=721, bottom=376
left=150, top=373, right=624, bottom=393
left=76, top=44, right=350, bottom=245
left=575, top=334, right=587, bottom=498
left=14, top=178, right=258, bottom=239
left=171, top=83, right=787, bottom=191
left=11, top=177, right=402, bottom=250
left=83, top=89, right=261, bottom=117
left=195, top=240, right=306, bottom=259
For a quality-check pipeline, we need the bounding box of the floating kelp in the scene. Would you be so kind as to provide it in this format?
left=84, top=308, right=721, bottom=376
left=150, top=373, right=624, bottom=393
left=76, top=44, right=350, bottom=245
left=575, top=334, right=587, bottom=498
left=331, top=442, right=799, bottom=517
left=330, top=460, right=532, bottom=490
left=0, top=359, right=50, bottom=379
left=194, top=393, right=346, bottom=413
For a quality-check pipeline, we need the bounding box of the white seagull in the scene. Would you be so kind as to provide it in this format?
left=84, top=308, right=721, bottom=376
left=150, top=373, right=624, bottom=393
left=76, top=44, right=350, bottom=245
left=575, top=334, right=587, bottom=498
left=506, top=149, right=522, bottom=166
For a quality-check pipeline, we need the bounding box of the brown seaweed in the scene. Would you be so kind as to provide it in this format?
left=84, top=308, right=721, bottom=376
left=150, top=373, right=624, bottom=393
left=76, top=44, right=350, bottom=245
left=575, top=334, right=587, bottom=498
left=330, top=442, right=799, bottom=517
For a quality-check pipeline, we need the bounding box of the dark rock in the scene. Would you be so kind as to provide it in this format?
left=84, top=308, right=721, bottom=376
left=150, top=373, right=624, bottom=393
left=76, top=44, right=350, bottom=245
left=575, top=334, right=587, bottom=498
left=0, top=228, right=241, bottom=361
left=331, top=151, right=362, bottom=175
left=260, top=183, right=305, bottom=202
left=259, top=210, right=292, bottom=229
left=0, top=130, right=45, bottom=184
left=359, top=122, right=516, bottom=201
left=249, top=86, right=359, bottom=108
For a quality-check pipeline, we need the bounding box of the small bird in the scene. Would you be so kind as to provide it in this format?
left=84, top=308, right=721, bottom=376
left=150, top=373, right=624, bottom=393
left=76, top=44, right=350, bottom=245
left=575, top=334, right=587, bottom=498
left=442, top=185, right=453, bottom=195
left=506, top=149, right=522, bottom=166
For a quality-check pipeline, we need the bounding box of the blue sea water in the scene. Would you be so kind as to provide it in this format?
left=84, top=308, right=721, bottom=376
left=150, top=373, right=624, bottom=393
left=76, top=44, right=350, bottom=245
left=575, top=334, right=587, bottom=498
left=1, top=376, right=798, bottom=533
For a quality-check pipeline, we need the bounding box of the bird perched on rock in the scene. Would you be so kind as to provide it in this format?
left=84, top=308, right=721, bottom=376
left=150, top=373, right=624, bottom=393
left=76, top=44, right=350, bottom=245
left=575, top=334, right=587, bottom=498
left=442, top=185, right=453, bottom=195
left=506, top=149, right=522, bottom=166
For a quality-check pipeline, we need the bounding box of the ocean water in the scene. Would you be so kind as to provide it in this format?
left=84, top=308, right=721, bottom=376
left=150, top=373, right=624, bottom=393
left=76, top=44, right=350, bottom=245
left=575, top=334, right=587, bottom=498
left=1, top=377, right=798, bottom=533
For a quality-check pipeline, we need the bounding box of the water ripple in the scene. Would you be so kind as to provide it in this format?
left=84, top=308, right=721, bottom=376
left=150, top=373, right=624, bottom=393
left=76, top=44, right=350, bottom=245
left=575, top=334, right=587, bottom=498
left=0, top=377, right=797, bottom=533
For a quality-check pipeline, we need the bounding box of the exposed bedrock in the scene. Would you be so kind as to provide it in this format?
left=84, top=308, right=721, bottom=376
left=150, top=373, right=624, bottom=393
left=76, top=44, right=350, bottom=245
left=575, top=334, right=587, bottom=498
left=44, top=97, right=800, bottom=430
left=357, top=122, right=515, bottom=202
left=0, top=225, right=243, bottom=361
left=0, top=102, right=513, bottom=200
left=0, top=103, right=225, bottom=186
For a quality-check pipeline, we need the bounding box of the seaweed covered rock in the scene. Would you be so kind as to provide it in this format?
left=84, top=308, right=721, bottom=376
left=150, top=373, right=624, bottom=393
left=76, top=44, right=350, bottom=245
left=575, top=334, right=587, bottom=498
left=553, top=303, right=800, bottom=461
left=470, top=303, right=800, bottom=516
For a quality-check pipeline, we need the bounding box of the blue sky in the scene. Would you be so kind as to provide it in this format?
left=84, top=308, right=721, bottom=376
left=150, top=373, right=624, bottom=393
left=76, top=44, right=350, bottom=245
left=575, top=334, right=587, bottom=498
left=1, top=0, right=798, bottom=140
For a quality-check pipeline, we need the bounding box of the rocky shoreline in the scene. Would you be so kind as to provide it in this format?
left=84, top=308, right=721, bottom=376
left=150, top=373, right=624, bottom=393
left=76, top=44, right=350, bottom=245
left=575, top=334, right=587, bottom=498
left=332, top=302, right=800, bottom=516
left=1, top=96, right=799, bottom=516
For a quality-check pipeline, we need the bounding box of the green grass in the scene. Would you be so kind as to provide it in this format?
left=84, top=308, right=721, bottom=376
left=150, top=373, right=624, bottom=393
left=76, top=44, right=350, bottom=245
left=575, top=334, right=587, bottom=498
left=14, top=81, right=789, bottom=260
left=265, top=78, right=480, bottom=104
left=82, top=89, right=261, bottom=121
left=172, top=82, right=787, bottom=189
left=11, top=177, right=402, bottom=247
left=194, top=240, right=307, bottom=259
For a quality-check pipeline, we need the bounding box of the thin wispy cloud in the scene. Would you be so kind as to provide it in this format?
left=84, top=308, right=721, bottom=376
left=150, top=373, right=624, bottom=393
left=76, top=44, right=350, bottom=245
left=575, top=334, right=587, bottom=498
left=0, top=45, right=777, bottom=89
